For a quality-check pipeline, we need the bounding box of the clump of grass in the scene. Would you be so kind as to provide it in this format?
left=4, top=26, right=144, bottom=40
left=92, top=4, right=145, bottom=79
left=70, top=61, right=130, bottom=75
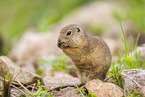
left=76, top=86, right=97, bottom=97
left=24, top=80, right=48, bottom=97
left=76, top=86, right=86, bottom=97
left=21, top=80, right=55, bottom=97
left=107, top=23, right=142, bottom=96
left=1, top=67, right=14, bottom=97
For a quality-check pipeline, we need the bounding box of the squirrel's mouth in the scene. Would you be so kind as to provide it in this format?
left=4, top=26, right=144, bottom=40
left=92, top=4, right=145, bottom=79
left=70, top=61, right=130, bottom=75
left=57, top=42, right=70, bottom=49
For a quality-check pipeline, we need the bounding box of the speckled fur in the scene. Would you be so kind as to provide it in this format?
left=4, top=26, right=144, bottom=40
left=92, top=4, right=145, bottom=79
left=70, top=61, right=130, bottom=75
left=57, top=24, right=112, bottom=82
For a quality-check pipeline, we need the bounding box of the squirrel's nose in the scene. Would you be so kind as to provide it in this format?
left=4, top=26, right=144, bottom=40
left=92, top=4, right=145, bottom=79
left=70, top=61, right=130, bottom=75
left=57, top=39, right=63, bottom=48
left=57, top=42, right=62, bottom=48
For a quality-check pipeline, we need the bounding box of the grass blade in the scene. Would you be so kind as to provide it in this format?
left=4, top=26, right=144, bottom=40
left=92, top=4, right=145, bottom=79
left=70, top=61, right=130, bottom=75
left=120, top=23, right=129, bottom=56
left=135, top=33, right=140, bottom=50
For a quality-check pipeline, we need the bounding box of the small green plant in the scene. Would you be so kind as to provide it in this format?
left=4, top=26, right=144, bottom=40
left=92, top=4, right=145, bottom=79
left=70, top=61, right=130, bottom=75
left=46, top=93, right=54, bottom=97
left=76, top=86, right=97, bottom=97
left=107, top=23, right=141, bottom=89
left=39, top=55, right=70, bottom=73
left=25, top=87, right=48, bottom=97
left=88, top=92, right=97, bottom=97
left=24, top=80, right=53, bottom=97
left=1, top=67, right=14, bottom=97
left=76, top=86, right=86, bottom=97
left=120, top=23, right=129, bottom=56
left=126, top=93, right=143, bottom=97
left=119, top=23, right=141, bottom=69
left=119, top=55, right=140, bottom=69
left=107, top=62, right=123, bottom=88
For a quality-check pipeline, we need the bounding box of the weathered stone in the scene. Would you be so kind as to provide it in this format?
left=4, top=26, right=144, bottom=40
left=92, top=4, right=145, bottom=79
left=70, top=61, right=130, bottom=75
left=0, top=56, right=42, bottom=84
left=52, top=71, right=78, bottom=79
left=121, top=69, right=145, bottom=94
left=51, top=87, right=82, bottom=97
left=44, top=72, right=81, bottom=90
left=9, top=31, right=63, bottom=64
left=85, top=79, right=123, bottom=97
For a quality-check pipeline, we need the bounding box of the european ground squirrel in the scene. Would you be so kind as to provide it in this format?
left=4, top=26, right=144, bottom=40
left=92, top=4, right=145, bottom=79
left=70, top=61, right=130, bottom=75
left=57, top=24, right=112, bottom=83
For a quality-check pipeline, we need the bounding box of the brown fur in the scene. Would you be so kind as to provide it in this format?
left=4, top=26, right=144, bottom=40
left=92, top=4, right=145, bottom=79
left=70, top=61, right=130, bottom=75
left=57, top=24, right=112, bottom=83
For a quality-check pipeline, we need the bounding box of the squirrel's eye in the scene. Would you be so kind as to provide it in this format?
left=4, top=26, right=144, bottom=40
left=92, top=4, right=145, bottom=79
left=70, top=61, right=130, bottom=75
left=66, top=31, right=72, bottom=36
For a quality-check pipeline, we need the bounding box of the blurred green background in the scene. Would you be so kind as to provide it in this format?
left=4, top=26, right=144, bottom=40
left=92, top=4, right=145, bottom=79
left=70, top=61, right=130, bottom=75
left=0, top=0, right=145, bottom=55
left=0, top=0, right=93, bottom=55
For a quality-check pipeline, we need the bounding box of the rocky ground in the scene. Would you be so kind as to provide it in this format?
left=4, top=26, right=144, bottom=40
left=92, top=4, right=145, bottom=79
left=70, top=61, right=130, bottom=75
left=0, top=1, right=145, bottom=97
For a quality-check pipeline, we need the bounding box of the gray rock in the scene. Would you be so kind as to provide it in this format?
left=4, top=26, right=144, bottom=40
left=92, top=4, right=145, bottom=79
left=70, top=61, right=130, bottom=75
left=44, top=72, right=81, bottom=90
left=51, top=87, right=82, bottom=97
left=121, top=69, right=145, bottom=94
left=0, top=56, right=42, bottom=84
left=85, top=79, right=123, bottom=97
left=9, top=31, right=63, bottom=64
left=0, top=56, right=81, bottom=96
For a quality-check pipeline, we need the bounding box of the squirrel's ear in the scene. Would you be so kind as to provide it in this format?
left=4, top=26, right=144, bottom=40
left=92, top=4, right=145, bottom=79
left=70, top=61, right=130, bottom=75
left=77, top=27, right=80, bottom=32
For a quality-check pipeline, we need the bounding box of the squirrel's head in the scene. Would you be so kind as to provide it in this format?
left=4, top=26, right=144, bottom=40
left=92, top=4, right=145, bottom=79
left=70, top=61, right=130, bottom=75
left=57, top=24, right=87, bottom=49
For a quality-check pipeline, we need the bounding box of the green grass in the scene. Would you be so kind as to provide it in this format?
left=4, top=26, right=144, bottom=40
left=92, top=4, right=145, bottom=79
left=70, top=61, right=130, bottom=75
left=23, top=80, right=53, bottom=97
left=25, top=87, right=49, bottom=97
left=76, top=86, right=86, bottom=97
left=1, top=67, right=14, bottom=97
left=76, top=86, right=97, bottom=97
left=120, top=23, right=129, bottom=56
left=107, top=23, right=143, bottom=96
